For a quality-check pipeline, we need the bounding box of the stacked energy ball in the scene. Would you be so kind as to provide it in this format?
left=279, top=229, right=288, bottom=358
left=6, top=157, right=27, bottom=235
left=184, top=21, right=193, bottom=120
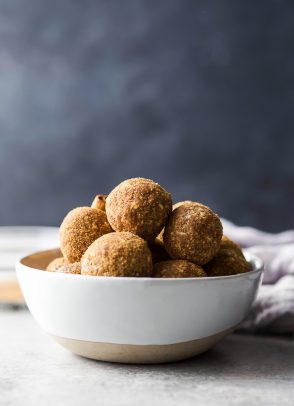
left=46, top=178, right=251, bottom=278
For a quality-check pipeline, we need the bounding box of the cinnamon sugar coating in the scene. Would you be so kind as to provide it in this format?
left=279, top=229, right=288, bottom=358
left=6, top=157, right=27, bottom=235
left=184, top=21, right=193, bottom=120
left=157, top=200, right=205, bottom=242
left=46, top=257, right=80, bottom=274
left=163, top=202, right=223, bottom=265
left=106, top=178, right=172, bottom=241
left=153, top=260, right=207, bottom=278
left=81, top=232, right=153, bottom=277
left=46, top=257, right=68, bottom=272
left=59, top=207, right=112, bottom=263
left=58, top=262, right=81, bottom=274
left=220, top=235, right=243, bottom=256
left=172, top=200, right=202, bottom=210
left=204, top=248, right=251, bottom=277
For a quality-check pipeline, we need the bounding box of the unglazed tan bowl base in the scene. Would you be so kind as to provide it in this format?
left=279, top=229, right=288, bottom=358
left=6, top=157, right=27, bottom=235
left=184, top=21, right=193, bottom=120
left=52, top=326, right=236, bottom=364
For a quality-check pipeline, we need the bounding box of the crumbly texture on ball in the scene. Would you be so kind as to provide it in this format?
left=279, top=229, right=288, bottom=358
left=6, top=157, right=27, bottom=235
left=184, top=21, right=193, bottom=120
left=106, top=178, right=172, bottom=241
left=91, top=194, right=107, bottom=212
left=163, top=202, right=223, bottom=265
left=81, top=232, right=153, bottom=277
left=155, top=201, right=204, bottom=243
left=58, top=262, right=81, bottom=275
left=59, top=207, right=113, bottom=263
left=204, top=249, right=251, bottom=277
left=153, top=260, right=207, bottom=278
left=173, top=200, right=193, bottom=210
left=148, top=238, right=170, bottom=264
left=46, top=257, right=68, bottom=272
left=173, top=200, right=208, bottom=210
left=220, top=235, right=243, bottom=256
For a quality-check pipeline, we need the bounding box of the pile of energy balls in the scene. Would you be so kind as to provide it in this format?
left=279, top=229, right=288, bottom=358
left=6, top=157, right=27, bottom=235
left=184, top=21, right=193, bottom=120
left=46, top=178, right=251, bottom=278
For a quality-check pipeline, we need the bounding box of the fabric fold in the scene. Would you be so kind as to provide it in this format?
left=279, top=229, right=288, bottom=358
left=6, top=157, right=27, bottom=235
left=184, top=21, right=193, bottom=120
left=222, top=219, right=294, bottom=334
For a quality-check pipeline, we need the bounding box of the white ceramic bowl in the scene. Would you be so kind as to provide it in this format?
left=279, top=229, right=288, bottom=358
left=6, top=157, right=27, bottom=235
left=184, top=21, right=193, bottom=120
left=16, top=249, right=263, bottom=364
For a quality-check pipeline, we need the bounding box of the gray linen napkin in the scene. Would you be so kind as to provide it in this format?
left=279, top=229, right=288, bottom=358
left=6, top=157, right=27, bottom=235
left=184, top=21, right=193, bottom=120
left=222, top=219, right=294, bottom=334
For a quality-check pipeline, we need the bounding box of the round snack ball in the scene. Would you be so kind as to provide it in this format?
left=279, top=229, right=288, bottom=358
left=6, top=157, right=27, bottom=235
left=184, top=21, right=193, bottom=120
left=81, top=232, right=153, bottom=277
left=156, top=200, right=203, bottom=242
left=173, top=200, right=193, bottom=210
left=106, top=178, right=172, bottom=241
left=153, top=260, right=207, bottom=278
left=158, top=201, right=197, bottom=240
left=173, top=200, right=206, bottom=210
left=91, top=194, right=107, bottom=212
left=220, top=235, right=243, bottom=256
left=148, top=238, right=170, bottom=264
left=58, top=262, right=81, bottom=275
left=60, top=207, right=113, bottom=263
left=163, top=202, right=223, bottom=265
left=46, top=257, right=67, bottom=272
left=204, top=249, right=251, bottom=277
left=156, top=200, right=207, bottom=243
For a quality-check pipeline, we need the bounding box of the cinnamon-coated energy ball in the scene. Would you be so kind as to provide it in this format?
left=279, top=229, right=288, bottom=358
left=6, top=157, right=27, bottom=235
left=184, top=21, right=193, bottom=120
left=58, top=262, right=81, bottom=275
left=204, top=249, right=251, bottom=277
left=148, top=238, right=170, bottom=264
left=205, top=236, right=249, bottom=277
left=46, top=257, right=67, bottom=272
left=220, top=235, right=243, bottom=256
left=81, top=232, right=153, bottom=277
left=59, top=207, right=112, bottom=263
left=157, top=200, right=206, bottom=242
left=91, top=194, right=107, bottom=211
left=156, top=200, right=205, bottom=242
left=173, top=200, right=208, bottom=210
left=106, top=178, right=172, bottom=241
left=173, top=200, right=194, bottom=210
left=163, top=202, right=223, bottom=265
left=46, top=257, right=80, bottom=274
left=156, top=204, right=185, bottom=243
left=153, top=260, right=207, bottom=278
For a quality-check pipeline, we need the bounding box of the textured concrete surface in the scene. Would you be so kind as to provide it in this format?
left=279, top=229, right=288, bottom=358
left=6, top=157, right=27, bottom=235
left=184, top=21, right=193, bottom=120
left=0, top=1, right=294, bottom=232
left=1, top=310, right=293, bottom=406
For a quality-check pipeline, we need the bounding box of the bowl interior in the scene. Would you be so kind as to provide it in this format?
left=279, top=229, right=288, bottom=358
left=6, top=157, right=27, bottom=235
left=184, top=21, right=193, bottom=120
left=21, top=248, right=62, bottom=270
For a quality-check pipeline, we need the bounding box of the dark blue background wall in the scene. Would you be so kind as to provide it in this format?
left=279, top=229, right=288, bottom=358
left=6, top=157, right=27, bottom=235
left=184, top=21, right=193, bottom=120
left=0, top=0, right=293, bottom=232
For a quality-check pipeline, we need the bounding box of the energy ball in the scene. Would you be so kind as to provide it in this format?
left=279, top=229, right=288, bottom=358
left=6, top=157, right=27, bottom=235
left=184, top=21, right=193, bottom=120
left=46, top=257, right=67, bottom=272
left=173, top=200, right=194, bottom=210
left=148, top=238, right=170, bottom=264
left=156, top=200, right=203, bottom=241
left=47, top=258, right=81, bottom=274
left=60, top=207, right=112, bottom=263
left=91, top=194, right=107, bottom=211
left=163, top=202, right=223, bottom=265
left=153, top=260, right=207, bottom=278
left=204, top=249, right=251, bottom=277
left=106, top=178, right=172, bottom=241
left=220, top=235, right=243, bottom=256
left=173, top=200, right=207, bottom=210
left=81, top=232, right=153, bottom=277
left=58, top=262, right=81, bottom=275
left=157, top=200, right=206, bottom=242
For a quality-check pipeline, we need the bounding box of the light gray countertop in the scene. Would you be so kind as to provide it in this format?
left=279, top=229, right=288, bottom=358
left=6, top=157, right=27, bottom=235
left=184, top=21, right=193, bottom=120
left=1, top=310, right=294, bottom=406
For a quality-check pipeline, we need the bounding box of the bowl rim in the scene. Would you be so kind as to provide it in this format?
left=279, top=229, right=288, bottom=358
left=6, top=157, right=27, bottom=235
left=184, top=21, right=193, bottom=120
left=17, top=248, right=264, bottom=282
